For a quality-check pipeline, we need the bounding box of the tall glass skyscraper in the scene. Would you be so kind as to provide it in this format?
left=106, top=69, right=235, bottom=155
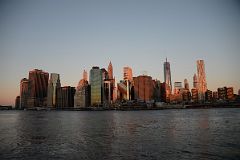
left=164, top=58, right=172, bottom=94
left=197, top=60, right=207, bottom=101
left=47, top=73, right=61, bottom=107
left=90, top=66, right=103, bottom=106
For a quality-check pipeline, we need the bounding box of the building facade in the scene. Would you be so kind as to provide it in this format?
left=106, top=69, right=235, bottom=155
left=28, top=69, right=49, bottom=108
left=197, top=60, right=207, bottom=101
left=20, top=78, right=29, bottom=109
left=90, top=66, right=103, bottom=106
left=133, top=75, right=154, bottom=102
left=47, top=73, right=61, bottom=107
left=123, top=66, right=133, bottom=81
left=164, top=58, right=172, bottom=94
left=56, top=86, right=75, bottom=108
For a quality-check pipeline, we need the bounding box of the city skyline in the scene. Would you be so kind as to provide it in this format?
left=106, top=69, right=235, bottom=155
left=1, top=0, right=240, bottom=105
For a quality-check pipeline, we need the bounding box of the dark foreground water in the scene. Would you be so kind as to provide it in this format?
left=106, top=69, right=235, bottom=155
left=0, top=109, right=240, bottom=160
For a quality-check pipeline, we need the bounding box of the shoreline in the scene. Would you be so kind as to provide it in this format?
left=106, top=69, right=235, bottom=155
left=1, top=103, right=240, bottom=111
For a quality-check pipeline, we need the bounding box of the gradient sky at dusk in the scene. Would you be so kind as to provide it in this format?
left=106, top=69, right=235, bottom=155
left=0, top=0, right=240, bottom=105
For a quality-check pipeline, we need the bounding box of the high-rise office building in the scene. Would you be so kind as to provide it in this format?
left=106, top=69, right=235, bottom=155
left=28, top=69, right=49, bottom=108
left=197, top=60, right=207, bottom=101
left=133, top=75, right=154, bottom=101
left=174, top=82, right=182, bottom=95
left=83, top=70, right=88, bottom=81
left=47, top=73, right=61, bottom=107
left=15, top=96, right=20, bottom=109
left=56, top=86, right=75, bottom=108
left=123, top=67, right=133, bottom=81
left=193, top=74, right=198, bottom=89
left=108, top=61, right=113, bottom=80
left=184, top=79, right=189, bottom=90
left=74, top=70, right=90, bottom=108
left=164, top=58, right=172, bottom=94
left=20, top=78, right=29, bottom=109
left=90, top=66, right=103, bottom=106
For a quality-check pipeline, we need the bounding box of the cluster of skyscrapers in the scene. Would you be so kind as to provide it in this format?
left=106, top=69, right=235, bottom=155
left=15, top=59, right=238, bottom=109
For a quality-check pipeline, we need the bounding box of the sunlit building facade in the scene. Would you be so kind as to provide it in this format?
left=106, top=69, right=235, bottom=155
left=90, top=66, right=103, bottom=106
left=123, top=66, right=133, bottom=81
left=133, top=75, right=154, bottom=101
left=197, top=60, right=207, bottom=101
left=28, top=69, right=49, bottom=108
left=47, top=73, right=61, bottom=107
left=164, top=58, right=172, bottom=95
left=74, top=71, right=90, bottom=108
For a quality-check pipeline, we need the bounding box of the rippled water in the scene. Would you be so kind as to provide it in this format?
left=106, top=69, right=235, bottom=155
left=0, top=109, right=240, bottom=160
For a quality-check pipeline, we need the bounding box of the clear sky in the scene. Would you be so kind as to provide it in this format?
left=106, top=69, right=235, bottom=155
left=0, top=0, right=240, bottom=105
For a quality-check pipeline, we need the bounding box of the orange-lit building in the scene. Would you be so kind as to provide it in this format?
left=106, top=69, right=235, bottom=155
left=191, top=88, right=198, bottom=103
left=28, top=69, right=49, bottom=108
left=133, top=75, right=153, bottom=102
left=123, top=66, right=133, bottom=81
left=197, top=60, right=207, bottom=101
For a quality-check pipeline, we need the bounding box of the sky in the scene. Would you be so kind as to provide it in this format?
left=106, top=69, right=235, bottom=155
left=0, top=0, right=240, bottom=105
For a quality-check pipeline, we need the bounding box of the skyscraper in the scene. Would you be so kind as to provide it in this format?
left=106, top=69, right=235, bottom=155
left=197, top=60, right=207, bottom=101
left=90, top=66, right=103, bottom=106
left=133, top=75, right=154, bottom=101
left=47, top=73, right=61, bottom=107
left=184, top=79, right=189, bottom=90
left=28, top=69, right=49, bottom=108
left=20, top=78, right=29, bottom=109
left=164, top=58, right=172, bottom=94
left=123, top=66, right=133, bottom=81
left=108, top=61, right=113, bottom=80
left=74, top=70, right=90, bottom=108
left=83, top=70, right=88, bottom=81
left=56, top=86, right=75, bottom=108
left=193, top=74, right=198, bottom=89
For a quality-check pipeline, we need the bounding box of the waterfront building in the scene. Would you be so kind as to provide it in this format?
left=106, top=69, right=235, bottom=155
left=152, top=80, right=161, bottom=102
left=15, top=96, right=20, bottom=109
left=193, top=74, right=198, bottom=89
left=90, top=66, right=103, bottom=106
left=213, top=91, right=218, bottom=101
left=20, top=78, right=29, bottom=109
left=74, top=70, right=90, bottom=108
left=28, top=69, right=49, bottom=108
left=107, top=61, right=115, bottom=103
left=47, top=73, right=61, bottom=107
left=184, top=79, right=189, bottom=90
left=56, top=86, right=75, bottom=108
left=123, top=66, right=133, bottom=81
left=205, top=90, right=213, bottom=102
left=133, top=75, right=154, bottom=102
left=238, top=89, right=240, bottom=96
left=218, top=87, right=226, bottom=100
left=160, top=82, right=170, bottom=103
left=182, top=89, right=191, bottom=102
left=174, top=82, right=182, bottom=95
left=117, top=80, right=134, bottom=101
left=226, top=87, right=234, bottom=101
left=164, top=58, right=172, bottom=94
left=191, top=88, right=198, bottom=103
left=197, top=60, right=207, bottom=101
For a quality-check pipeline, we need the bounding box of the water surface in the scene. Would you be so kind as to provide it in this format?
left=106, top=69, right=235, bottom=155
left=0, top=109, right=240, bottom=160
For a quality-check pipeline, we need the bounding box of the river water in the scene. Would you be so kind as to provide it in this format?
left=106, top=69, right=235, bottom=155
left=0, top=109, right=239, bottom=160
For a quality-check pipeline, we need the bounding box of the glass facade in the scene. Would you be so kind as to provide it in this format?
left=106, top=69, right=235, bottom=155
left=90, top=67, right=103, bottom=106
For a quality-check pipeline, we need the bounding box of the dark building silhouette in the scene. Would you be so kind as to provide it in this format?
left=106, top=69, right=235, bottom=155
left=57, top=86, right=75, bottom=108
left=15, top=96, right=20, bottom=109
left=20, top=78, right=29, bottom=109
left=205, top=90, right=213, bottom=102
left=28, top=69, right=49, bottom=108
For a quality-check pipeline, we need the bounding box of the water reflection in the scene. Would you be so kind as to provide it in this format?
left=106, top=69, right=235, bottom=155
left=0, top=109, right=240, bottom=160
